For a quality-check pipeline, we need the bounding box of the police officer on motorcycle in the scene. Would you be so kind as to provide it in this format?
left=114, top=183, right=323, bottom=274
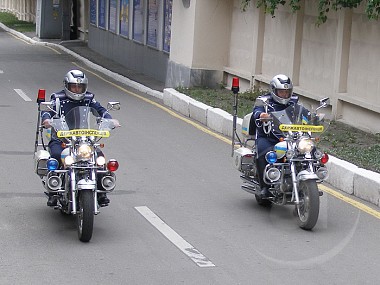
left=252, top=74, right=298, bottom=198
left=41, top=69, right=120, bottom=207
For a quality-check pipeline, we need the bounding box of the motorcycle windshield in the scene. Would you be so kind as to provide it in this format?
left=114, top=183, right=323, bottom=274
left=50, top=106, right=114, bottom=137
left=270, top=103, right=330, bottom=139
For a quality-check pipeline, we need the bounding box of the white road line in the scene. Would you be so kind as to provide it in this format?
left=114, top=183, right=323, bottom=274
left=14, top=89, right=32, bottom=101
left=135, top=206, right=215, bottom=268
left=0, top=70, right=4, bottom=74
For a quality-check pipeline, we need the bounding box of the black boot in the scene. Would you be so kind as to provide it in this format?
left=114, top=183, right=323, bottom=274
left=98, top=193, right=110, bottom=207
left=47, top=195, right=58, bottom=207
left=259, top=187, right=273, bottom=199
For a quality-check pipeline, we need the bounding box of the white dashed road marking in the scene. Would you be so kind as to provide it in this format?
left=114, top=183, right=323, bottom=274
left=135, top=206, right=215, bottom=268
left=14, top=89, right=32, bottom=101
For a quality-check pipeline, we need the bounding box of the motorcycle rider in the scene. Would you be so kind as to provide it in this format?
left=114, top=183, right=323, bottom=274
left=252, top=74, right=298, bottom=198
left=41, top=69, right=120, bottom=207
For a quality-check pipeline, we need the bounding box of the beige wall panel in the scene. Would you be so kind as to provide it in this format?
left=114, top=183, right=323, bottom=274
left=227, top=0, right=254, bottom=75
left=191, top=0, right=231, bottom=69
left=298, top=2, right=337, bottom=97
left=261, top=5, right=293, bottom=79
left=170, top=0, right=196, bottom=67
left=340, top=101, right=380, bottom=133
left=347, top=11, right=380, bottom=106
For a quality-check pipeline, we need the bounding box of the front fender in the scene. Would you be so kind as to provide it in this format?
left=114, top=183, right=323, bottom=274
left=297, top=170, right=319, bottom=181
left=77, top=179, right=96, bottom=190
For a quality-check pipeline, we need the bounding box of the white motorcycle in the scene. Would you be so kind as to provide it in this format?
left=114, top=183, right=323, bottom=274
left=34, top=99, right=120, bottom=242
left=232, top=94, right=330, bottom=230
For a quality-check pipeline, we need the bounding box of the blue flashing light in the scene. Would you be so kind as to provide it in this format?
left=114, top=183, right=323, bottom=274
left=47, top=158, right=59, bottom=171
left=265, top=151, right=278, bottom=164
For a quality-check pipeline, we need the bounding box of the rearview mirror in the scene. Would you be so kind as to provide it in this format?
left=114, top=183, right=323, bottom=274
left=319, top=97, right=329, bottom=107
left=39, top=101, right=54, bottom=112
left=107, top=102, right=121, bottom=111
left=316, top=97, right=330, bottom=111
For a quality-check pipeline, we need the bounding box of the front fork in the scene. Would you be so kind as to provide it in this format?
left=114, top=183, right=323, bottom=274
left=290, top=162, right=300, bottom=205
left=291, top=161, right=318, bottom=205
left=70, top=169, right=99, bottom=215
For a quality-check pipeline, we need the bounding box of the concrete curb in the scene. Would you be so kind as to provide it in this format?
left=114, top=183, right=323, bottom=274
left=5, top=24, right=378, bottom=208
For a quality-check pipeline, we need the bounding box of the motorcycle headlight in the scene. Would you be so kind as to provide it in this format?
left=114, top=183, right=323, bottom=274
left=77, top=144, right=93, bottom=160
left=64, top=155, right=75, bottom=166
left=297, top=138, right=314, bottom=154
left=96, top=156, right=106, bottom=166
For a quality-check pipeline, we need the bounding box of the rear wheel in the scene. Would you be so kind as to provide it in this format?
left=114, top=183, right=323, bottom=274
left=77, top=190, right=94, bottom=242
left=296, top=180, right=320, bottom=230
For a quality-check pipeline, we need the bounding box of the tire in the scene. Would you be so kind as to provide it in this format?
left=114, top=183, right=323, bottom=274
left=255, top=194, right=272, bottom=207
left=77, top=190, right=94, bottom=242
left=296, top=180, right=320, bottom=230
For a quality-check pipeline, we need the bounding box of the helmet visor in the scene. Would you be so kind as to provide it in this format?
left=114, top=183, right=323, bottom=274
left=275, top=88, right=292, bottom=99
left=68, top=83, right=87, bottom=94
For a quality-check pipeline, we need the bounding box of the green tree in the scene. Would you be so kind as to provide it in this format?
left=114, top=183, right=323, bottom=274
left=241, top=0, right=380, bottom=25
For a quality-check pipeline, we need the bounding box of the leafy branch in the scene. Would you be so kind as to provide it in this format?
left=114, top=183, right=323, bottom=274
left=240, top=0, right=380, bottom=25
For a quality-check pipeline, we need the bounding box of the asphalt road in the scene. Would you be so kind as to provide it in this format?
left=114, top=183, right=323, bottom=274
left=1, top=28, right=380, bottom=285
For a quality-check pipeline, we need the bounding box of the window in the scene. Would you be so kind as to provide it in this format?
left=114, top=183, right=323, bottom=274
left=147, top=0, right=160, bottom=48
left=98, top=0, right=106, bottom=29
left=90, top=0, right=97, bottom=25
left=120, top=0, right=130, bottom=37
left=133, top=0, right=144, bottom=43
left=109, top=0, right=117, bottom=33
left=163, top=0, right=172, bottom=52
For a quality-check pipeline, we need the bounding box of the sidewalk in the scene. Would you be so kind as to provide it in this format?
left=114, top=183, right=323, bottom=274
left=4, top=25, right=380, bottom=209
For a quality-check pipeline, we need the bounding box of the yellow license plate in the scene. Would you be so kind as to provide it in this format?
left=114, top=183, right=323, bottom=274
left=279, top=124, right=324, bottom=133
left=57, top=129, right=110, bottom=138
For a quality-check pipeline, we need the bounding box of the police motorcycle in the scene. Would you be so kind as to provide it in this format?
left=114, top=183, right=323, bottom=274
left=231, top=79, right=330, bottom=230
left=34, top=90, right=120, bottom=242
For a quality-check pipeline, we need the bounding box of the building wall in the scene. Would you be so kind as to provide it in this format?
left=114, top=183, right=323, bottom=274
left=167, top=0, right=232, bottom=88
left=88, top=25, right=168, bottom=82
left=1, top=0, right=380, bottom=132
left=224, top=0, right=380, bottom=133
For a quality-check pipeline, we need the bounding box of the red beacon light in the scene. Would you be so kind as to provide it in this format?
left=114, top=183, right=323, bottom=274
left=321, top=153, right=329, bottom=164
left=107, top=159, right=119, bottom=172
left=37, top=89, right=46, bottom=104
left=231, top=77, right=239, bottom=94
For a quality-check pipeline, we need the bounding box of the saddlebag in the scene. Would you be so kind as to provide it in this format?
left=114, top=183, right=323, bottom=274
left=233, top=147, right=255, bottom=172
left=34, top=149, right=50, bottom=176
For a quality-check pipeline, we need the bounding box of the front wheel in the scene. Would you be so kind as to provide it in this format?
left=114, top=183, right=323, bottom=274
left=296, top=180, right=320, bottom=230
left=77, top=190, right=94, bottom=242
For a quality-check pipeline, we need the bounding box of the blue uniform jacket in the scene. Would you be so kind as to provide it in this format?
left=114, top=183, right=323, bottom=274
left=41, top=90, right=111, bottom=142
left=253, top=93, right=299, bottom=139
left=41, top=90, right=111, bottom=122
left=252, top=93, right=298, bottom=156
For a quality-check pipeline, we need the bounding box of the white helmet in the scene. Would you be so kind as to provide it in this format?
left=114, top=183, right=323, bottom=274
left=63, top=70, right=88, bottom=101
left=270, top=74, right=293, bottom=105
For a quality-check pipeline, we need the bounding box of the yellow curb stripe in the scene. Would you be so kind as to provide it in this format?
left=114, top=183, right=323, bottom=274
left=319, top=184, right=380, bottom=219
left=73, top=62, right=380, bottom=220
left=44, top=45, right=61, bottom=54
left=8, top=32, right=30, bottom=44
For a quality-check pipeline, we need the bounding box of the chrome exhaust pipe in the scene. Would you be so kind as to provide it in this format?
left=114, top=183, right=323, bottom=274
left=241, top=184, right=258, bottom=195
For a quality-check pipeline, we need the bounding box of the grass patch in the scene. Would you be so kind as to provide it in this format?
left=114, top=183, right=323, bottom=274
left=0, top=12, right=35, bottom=32
left=177, top=86, right=266, bottom=119
left=178, top=87, right=380, bottom=173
